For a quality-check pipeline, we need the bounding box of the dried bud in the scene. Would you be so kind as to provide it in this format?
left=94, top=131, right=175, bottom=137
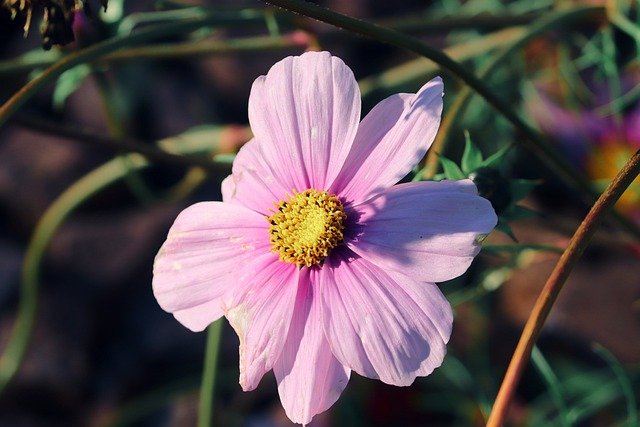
left=2, top=0, right=107, bottom=49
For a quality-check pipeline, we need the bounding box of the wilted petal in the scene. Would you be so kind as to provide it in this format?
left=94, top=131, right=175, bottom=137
left=331, top=77, right=443, bottom=203
left=320, top=253, right=452, bottom=386
left=153, top=202, right=270, bottom=331
left=249, top=51, right=361, bottom=192
left=223, top=253, right=299, bottom=391
left=274, top=273, right=350, bottom=425
left=349, top=180, right=497, bottom=283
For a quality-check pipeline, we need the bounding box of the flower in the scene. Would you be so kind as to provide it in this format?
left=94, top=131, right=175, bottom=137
left=153, top=51, right=497, bottom=425
left=528, top=85, right=640, bottom=215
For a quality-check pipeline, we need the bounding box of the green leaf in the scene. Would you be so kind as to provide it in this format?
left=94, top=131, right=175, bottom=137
left=438, top=155, right=466, bottom=180
left=531, top=346, right=571, bottom=427
left=461, top=130, right=484, bottom=174
left=496, top=219, right=517, bottom=241
left=53, top=64, right=91, bottom=110
left=480, top=144, right=512, bottom=169
left=592, top=343, right=639, bottom=427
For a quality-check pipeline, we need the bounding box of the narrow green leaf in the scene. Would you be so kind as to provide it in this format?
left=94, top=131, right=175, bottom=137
left=496, top=219, right=517, bottom=241
left=438, top=355, right=492, bottom=416
left=53, top=64, right=91, bottom=110
left=592, top=343, right=639, bottom=427
left=439, top=155, right=466, bottom=180
left=480, top=144, right=512, bottom=169
left=531, top=346, right=571, bottom=427
left=461, top=130, right=484, bottom=174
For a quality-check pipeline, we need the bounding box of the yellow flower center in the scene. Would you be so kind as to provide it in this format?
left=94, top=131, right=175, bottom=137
left=268, top=189, right=346, bottom=267
left=586, top=142, right=640, bottom=211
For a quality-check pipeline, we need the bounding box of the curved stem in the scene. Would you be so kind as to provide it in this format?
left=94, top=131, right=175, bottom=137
left=486, top=148, right=640, bottom=426
left=261, top=1, right=598, bottom=190
left=10, top=116, right=229, bottom=172
left=0, top=155, right=148, bottom=393
left=362, top=11, right=542, bottom=35
left=0, top=33, right=308, bottom=75
left=198, top=320, right=224, bottom=427
left=259, top=1, right=640, bottom=240
left=0, top=136, right=231, bottom=394
left=0, top=13, right=230, bottom=128
left=421, top=6, right=599, bottom=178
left=591, top=343, right=639, bottom=427
left=358, top=27, right=525, bottom=98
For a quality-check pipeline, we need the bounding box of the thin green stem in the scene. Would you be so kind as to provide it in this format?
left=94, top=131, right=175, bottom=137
left=107, top=33, right=307, bottom=62
left=94, top=69, right=158, bottom=204
left=0, top=9, right=539, bottom=76
left=0, top=134, right=231, bottom=394
left=318, top=11, right=542, bottom=45
left=0, top=13, right=234, bottom=128
left=373, top=11, right=541, bottom=34
left=0, top=155, right=148, bottom=393
left=592, top=343, right=639, bottom=427
left=198, top=320, right=224, bottom=427
left=421, top=6, right=600, bottom=177
left=0, top=33, right=308, bottom=75
left=10, top=116, right=230, bottom=172
left=486, top=148, right=640, bottom=426
left=261, top=1, right=640, bottom=239
left=0, top=50, right=63, bottom=75
left=358, top=27, right=526, bottom=98
left=531, top=346, right=571, bottom=427
left=261, top=1, right=598, bottom=194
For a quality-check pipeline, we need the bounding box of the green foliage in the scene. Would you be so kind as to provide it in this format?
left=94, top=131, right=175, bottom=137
left=461, top=130, right=483, bottom=175
left=53, top=65, right=91, bottom=109
left=438, top=132, right=539, bottom=240
left=1, top=1, right=639, bottom=426
left=439, top=154, right=467, bottom=180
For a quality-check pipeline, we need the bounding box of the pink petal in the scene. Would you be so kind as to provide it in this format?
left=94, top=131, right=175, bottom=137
left=248, top=51, right=361, bottom=192
left=330, top=77, right=443, bottom=203
left=220, top=174, right=235, bottom=204
left=223, top=253, right=299, bottom=391
left=319, top=253, right=453, bottom=386
left=222, top=138, right=291, bottom=215
left=274, top=272, right=350, bottom=425
left=173, top=299, right=225, bottom=332
left=153, top=202, right=270, bottom=331
left=349, top=180, right=497, bottom=283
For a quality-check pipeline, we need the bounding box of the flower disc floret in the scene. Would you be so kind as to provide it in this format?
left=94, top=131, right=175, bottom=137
left=268, top=189, right=346, bottom=267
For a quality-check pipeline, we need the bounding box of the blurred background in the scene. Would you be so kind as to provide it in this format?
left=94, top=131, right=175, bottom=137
left=0, top=0, right=638, bottom=425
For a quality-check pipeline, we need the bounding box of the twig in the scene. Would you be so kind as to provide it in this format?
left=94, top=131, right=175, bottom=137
left=486, top=149, right=640, bottom=426
left=10, top=116, right=229, bottom=172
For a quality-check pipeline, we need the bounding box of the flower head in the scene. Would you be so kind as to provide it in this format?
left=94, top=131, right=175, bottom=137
left=153, top=51, right=497, bottom=425
left=527, top=78, right=640, bottom=215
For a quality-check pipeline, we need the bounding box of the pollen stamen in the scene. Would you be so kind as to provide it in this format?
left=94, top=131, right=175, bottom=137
left=268, top=189, right=346, bottom=267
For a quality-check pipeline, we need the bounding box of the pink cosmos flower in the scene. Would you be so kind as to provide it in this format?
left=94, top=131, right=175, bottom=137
left=153, top=51, right=497, bottom=425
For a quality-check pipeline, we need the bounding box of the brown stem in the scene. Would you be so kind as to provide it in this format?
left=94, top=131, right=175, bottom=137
left=486, top=148, right=640, bottom=426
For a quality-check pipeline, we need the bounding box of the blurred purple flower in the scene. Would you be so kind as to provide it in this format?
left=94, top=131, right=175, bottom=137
left=528, top=81, right=640, bottom=213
